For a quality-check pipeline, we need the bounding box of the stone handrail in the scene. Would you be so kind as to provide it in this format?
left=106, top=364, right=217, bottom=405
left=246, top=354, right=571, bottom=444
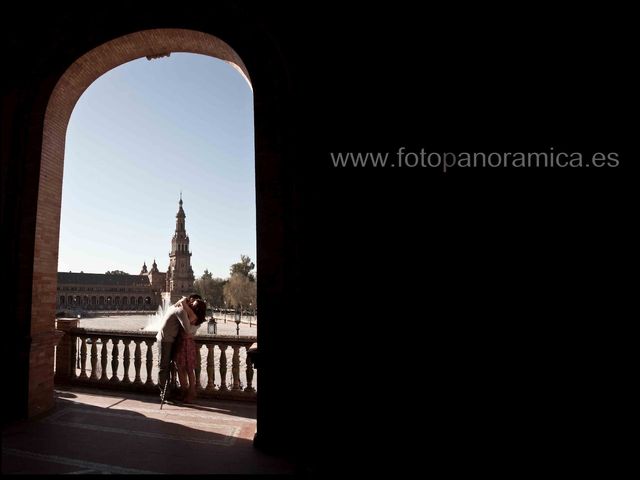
left=55, top=319, right=257, bottom=401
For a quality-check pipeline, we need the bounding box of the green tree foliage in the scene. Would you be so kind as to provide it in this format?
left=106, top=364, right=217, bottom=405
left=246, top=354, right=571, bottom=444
left=194, top=269, right=227, bottom=307
left=105, top=270, right=129, bottom=275
left=223, top=273, right=257, bottom=311
left=197, top=255, right=257, bottom=311
left=229, top=255, right=256, bottom=281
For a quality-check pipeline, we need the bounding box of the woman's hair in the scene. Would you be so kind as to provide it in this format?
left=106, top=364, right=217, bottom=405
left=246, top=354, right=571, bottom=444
left=191, top=299, right=207, bottom=325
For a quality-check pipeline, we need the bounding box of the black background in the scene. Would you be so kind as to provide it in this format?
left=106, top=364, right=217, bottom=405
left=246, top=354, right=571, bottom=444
left=274, top=6, right=634, bottom=473
left=3, top=2, right=635, bottom=476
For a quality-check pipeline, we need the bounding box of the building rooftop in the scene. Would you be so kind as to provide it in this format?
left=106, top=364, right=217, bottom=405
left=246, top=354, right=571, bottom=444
left=58, top=272, right=151, bottom=287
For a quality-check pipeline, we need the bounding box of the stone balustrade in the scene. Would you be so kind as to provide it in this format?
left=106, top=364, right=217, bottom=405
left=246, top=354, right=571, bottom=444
left=55, top=319, right=257, bottom=401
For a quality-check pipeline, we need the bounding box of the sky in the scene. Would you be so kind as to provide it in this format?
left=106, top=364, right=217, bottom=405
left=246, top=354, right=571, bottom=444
left=58, top=53, right=255, bottom=280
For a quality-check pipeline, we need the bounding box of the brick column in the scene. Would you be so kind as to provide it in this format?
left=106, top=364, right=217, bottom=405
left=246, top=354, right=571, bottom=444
left=54, top=318, right=79, bottom=385
left=28, top=329, right=65, bottom=417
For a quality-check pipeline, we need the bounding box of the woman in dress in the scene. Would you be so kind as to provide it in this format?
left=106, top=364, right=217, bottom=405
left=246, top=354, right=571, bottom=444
left=173, top=296, right=207, bottom=402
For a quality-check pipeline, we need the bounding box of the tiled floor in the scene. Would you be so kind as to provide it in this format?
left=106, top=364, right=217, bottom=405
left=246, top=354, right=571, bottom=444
left=2, top=388, right=294, bottom=474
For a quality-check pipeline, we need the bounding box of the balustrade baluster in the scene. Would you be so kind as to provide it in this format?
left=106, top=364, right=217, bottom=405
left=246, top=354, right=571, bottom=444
left=133, top=339, right=142, bottom=385
left=206, top=344, right=215, bottom=391
left=145, top=339, right=154, bottom=386
left=89, top=337, right=99, bottom=380
left=70, top=334, right=78, bottom=380
left=245, top=345, right=255, bottom=392
left=110, top=339, right=120, bottom=382
left=231, top=345, right=241, bottom=390
left=122, top=339, right=131, bottom=383
left=219, top=344, right=228, bottom=391
left=78, top=337, right=88, bottom=379
left=100, top=338, right=109, bottom=383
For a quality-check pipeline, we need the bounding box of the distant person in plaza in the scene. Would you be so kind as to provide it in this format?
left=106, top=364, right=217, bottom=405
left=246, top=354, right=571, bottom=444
left=173, top=296, right=207, bottom=403
left=156, top=294, right=202, bottom=400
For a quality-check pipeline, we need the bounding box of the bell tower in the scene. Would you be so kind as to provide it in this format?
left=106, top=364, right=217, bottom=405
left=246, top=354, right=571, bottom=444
left=165, top=193, right=195, bottom=303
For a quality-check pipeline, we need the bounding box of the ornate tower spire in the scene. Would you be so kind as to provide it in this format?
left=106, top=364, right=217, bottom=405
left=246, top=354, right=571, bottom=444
left=175, top=192, right=186, bottom=234
left=140, top=261, right=148, bottom=274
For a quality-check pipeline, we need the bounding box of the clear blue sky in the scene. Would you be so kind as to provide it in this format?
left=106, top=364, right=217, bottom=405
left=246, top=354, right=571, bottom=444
left=58, top=53, right=255, bottom=279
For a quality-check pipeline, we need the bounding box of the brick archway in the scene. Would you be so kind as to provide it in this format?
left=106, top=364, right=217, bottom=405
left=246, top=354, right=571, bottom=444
left=30, top=29, right=252, bottom=416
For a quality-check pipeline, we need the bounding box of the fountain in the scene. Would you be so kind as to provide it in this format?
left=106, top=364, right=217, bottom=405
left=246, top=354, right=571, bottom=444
left=142, top=297, right=171, bottom=331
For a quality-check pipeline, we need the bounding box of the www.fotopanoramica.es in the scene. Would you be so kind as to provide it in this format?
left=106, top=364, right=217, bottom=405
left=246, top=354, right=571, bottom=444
left=330, top=147, right=620, bottom=172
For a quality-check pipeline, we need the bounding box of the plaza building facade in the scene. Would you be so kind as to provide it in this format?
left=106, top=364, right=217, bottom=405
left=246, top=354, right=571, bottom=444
left=56, top=196, right=196, bottom=312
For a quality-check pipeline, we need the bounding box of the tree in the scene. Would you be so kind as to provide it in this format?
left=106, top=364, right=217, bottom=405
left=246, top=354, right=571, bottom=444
left=223, top=273, right=257, bottom=310
left=194, top=269, right=227, bottom=307
left=230, top=255, right=256, bottom=281
left=105, top=270, right=129, bottom=275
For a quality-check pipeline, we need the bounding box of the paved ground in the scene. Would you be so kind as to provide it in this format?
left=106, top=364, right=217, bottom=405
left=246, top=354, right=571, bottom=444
left=2, top=388, right=294, bottom=475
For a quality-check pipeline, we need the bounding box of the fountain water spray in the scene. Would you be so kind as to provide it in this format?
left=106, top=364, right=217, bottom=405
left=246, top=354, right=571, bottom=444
left=143, top=296, right=171, bottom=331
